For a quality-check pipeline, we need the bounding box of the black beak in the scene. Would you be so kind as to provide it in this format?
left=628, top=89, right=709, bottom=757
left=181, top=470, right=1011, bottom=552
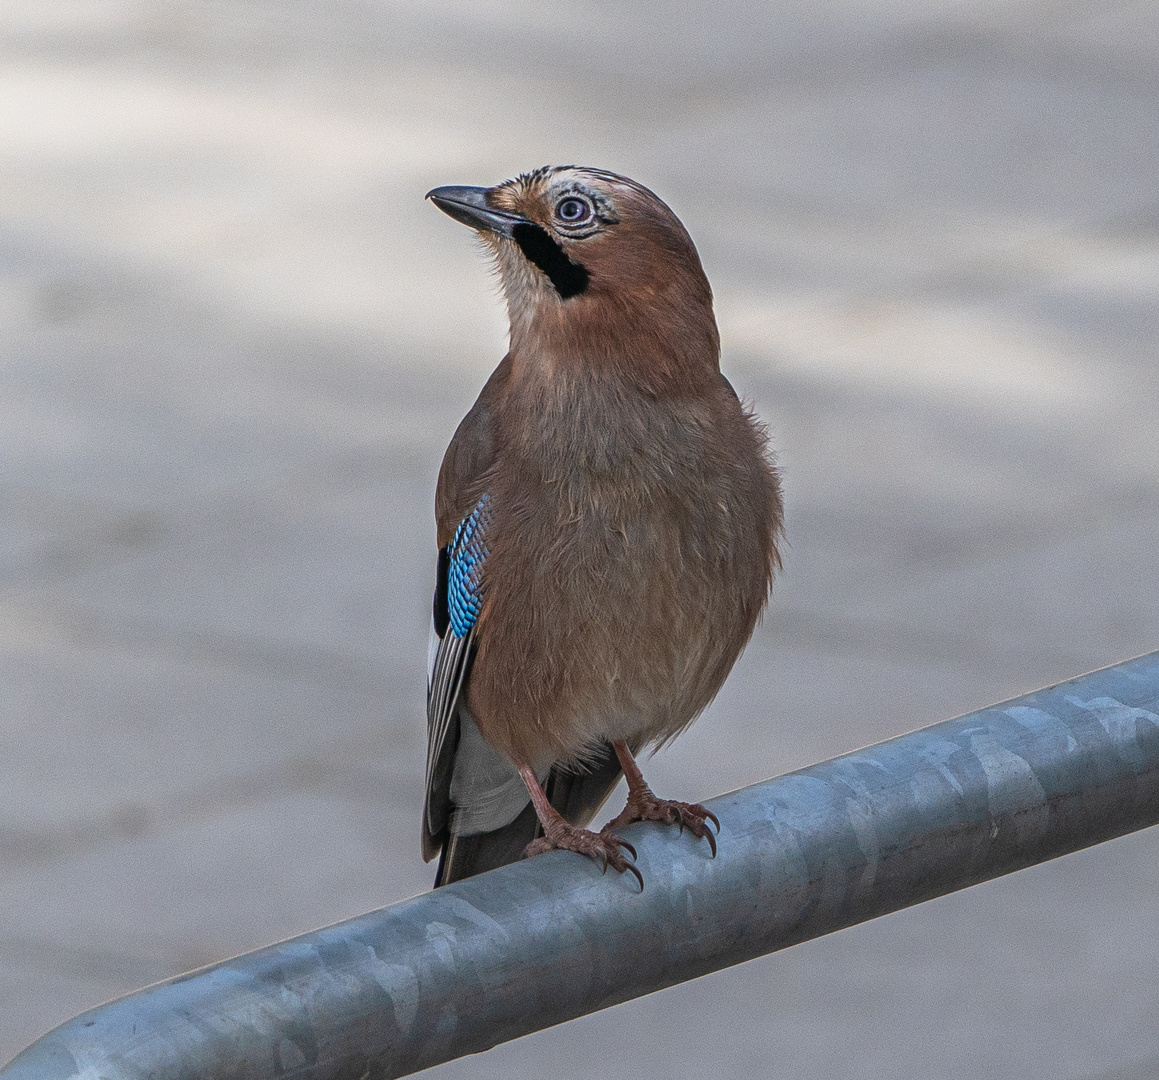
left=426, top=186, right=528, bottom=238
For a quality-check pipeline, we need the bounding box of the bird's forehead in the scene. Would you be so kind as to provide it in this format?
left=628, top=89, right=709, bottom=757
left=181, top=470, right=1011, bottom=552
left=490, top=166, right=624, bottom=218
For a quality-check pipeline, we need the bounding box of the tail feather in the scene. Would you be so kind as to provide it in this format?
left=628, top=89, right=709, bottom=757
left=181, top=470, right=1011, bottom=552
left=435, top=800, right=540, bottom=886
left=434, top=743, right=624, bottom=887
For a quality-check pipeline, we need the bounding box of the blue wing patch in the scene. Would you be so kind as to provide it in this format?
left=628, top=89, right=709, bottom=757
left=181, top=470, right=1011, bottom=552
left=447, top=494, right=491, bottom=638
left=424, top=492, right=492, bottom=860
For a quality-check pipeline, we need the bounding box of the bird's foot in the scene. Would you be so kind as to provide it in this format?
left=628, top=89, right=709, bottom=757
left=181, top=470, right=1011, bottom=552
left=603, top=791, right=720, bottom=857
left=524, top=821, right=643, bottom=889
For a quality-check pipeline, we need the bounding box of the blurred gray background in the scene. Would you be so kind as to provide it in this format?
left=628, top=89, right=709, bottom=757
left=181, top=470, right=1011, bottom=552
left=2, top=1, right=1158, bottom=1076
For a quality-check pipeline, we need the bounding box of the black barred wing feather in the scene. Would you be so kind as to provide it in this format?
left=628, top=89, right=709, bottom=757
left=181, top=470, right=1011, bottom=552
left=422, top=495, right=492, bottom=862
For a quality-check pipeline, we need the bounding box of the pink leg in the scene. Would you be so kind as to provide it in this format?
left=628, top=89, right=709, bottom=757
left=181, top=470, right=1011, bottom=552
left=602, top=742, right=720, bottom=856
left=518, top=766, right=643, bottom=889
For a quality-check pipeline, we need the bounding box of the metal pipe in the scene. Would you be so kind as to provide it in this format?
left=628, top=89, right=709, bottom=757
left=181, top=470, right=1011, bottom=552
left=5, top=651, right=1159, bottom=1080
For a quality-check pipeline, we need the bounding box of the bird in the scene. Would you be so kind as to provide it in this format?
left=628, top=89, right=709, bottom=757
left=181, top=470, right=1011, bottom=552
left=423, top=166, right=783, bottom=888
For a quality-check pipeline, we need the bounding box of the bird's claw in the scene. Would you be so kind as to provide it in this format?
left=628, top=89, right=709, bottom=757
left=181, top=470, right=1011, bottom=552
left=524, top=822, right=643, bottom=890
left=604, top=794, right=720, bottom=857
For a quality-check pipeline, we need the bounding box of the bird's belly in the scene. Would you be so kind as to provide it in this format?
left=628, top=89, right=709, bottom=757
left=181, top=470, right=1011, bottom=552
left=472, top=474, right=765, bottom=769
left=552, top=551, right=730, bottom=747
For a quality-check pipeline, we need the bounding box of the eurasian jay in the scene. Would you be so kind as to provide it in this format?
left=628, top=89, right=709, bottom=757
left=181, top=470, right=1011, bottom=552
left=424, top=167, right=783, bottom=887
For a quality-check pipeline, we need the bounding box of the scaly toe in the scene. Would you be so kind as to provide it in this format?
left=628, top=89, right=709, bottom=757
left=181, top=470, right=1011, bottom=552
left=605, top=796, right=720, bottom=858
left=523, top=835, right=554, bottom=859
left=523, top=824, right=644, bottom=890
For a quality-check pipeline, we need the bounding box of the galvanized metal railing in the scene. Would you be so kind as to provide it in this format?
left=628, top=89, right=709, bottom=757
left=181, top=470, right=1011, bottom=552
left=4, top=651, right=1159, bottom=1080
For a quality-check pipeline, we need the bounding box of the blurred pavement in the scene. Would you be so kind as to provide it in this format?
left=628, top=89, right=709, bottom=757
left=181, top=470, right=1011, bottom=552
left=1, top=1, right=1158, bottom=1077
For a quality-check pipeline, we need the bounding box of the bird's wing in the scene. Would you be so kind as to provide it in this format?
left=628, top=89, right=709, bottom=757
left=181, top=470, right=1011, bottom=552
left=423, top=494, right=491, bottom=862
left=423, top=360, right=508, bottom=863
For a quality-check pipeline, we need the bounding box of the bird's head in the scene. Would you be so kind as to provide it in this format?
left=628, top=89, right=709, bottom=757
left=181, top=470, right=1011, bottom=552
left=427, top=166, right=719, bottom=387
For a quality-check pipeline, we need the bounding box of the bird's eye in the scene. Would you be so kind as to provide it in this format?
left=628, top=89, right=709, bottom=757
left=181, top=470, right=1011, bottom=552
left=555, top=196, right=593, bottom=225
